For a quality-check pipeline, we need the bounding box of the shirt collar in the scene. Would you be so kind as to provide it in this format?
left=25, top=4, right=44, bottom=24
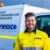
left=24, top=27, right=36, bottom=33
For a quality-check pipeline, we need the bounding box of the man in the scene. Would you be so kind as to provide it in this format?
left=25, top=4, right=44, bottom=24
left=14, top=12, right=49, bottom=50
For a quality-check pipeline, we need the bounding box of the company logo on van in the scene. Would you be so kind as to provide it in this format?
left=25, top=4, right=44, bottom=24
left=0, top=24, right=17, bottom=29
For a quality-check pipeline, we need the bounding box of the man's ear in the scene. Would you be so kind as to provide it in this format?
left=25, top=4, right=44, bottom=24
left=35, top=20, right=37, bottom=23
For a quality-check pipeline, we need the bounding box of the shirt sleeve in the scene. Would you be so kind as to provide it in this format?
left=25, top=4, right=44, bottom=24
left=43, top=33, right=50, bottom=50
left=14, top=36, right=21, bottom=50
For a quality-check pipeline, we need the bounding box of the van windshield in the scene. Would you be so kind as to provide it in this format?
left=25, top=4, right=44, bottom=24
left=36, top=15, right=50, bottom=36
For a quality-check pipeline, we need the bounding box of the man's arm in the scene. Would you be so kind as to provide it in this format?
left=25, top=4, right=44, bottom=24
left=14, top=37, right=21, bottom=50
left=43, top=33, right=50, bottom=50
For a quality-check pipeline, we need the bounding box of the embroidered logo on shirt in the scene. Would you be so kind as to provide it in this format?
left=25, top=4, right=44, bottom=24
left=36, top=38, right=42, bottom=39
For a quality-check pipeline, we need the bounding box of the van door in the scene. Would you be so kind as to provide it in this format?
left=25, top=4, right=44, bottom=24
left=36, top=15, right=50, bottom=36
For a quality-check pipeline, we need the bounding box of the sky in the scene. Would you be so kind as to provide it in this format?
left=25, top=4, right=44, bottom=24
left=0, top=0, right=50, bottom=9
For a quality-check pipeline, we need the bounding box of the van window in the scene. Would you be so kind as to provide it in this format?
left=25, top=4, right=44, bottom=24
left=36, top=15, right=50, bottom=36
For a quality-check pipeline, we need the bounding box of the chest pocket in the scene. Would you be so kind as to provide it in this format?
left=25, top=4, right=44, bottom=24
left=35, top=37, right=44, bottom=47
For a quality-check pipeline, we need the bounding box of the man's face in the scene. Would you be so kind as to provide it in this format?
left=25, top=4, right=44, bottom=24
left=25, top=16, right=36, bottom=29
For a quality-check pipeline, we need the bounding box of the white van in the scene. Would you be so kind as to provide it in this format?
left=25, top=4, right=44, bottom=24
left=0, top=4, right=50, bottom=50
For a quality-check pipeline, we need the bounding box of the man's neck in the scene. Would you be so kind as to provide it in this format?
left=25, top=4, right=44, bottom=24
left=28, top=27, right=35, bottom=33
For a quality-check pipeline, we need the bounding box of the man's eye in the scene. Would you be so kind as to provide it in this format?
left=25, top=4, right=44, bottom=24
left=27, top=20, right=30, bottom=22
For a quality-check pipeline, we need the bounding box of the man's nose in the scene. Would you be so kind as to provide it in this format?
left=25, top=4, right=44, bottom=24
left=29, top=21, right=32, bottom=24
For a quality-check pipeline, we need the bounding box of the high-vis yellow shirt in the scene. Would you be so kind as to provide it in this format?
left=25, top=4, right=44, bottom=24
left=14, top=29, right=49, bottom=50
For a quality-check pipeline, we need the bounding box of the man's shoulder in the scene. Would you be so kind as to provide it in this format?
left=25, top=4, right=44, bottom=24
left=17, top=32, right=25, bottom=38
left=37, top=29, right=48, bottom=36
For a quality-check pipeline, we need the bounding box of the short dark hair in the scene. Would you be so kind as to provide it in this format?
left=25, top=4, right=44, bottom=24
left=25, top=12, right=35, bottom=19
